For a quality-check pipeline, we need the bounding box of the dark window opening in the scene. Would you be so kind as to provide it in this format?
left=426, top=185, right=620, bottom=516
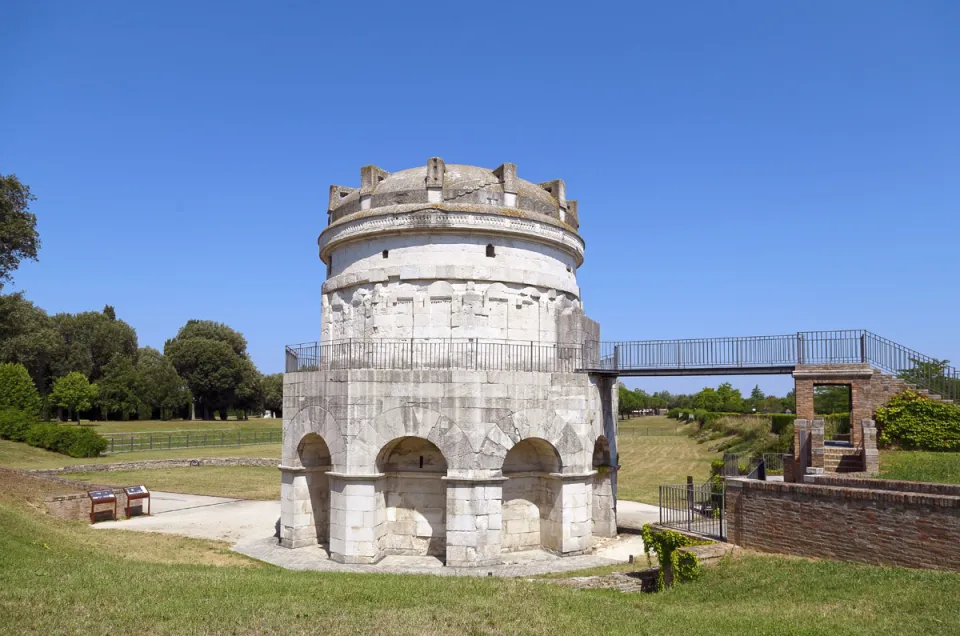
left=382, top=250, right=389, bottom=259
left=486, top=244, right=496, bottom=258
left=419, top=456, right=424, bottom=468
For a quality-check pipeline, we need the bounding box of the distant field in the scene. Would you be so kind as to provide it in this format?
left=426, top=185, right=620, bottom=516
left=66, top=466, right=279, bottom=500
left=73, top=417, right=282, bottom=434
left=0, top=438, right=280, bottom=470
left=616, top=416, right=720, bottom=505
left=880, top=450, right=960, bottom=484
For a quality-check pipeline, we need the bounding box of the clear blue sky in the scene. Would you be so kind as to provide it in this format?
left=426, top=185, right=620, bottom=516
left=3, top=2, right=958, bottom=396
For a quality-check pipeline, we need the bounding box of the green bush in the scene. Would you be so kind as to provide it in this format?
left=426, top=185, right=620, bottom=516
left=11, top=418, right=107, bottom=458
left=0, top=363, right=41, bottom=416
left=877, top=391, right=960, bottom=451
left=0, top=407, right=35, bottom=442
left=770, top=414, right=796, bottom=434
left=667, top=408, right=681, bottom=419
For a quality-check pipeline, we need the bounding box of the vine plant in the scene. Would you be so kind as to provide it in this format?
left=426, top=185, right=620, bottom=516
left=641, top=524, right=714, bottom=591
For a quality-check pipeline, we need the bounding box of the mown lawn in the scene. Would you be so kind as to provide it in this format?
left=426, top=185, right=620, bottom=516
left=879, top=451, right=960, bottom=484
left=616, top=421, right=720, bottom=505
left=0, top=438, right=280, bottom=470
left=71, top=417, right=282, bottom=434
left=1, top=498, right=959, bottom=635
left=66, top=466, right=279, bottom=500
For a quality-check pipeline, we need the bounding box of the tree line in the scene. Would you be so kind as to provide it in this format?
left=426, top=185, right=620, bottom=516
left=617, top=382, right=797, bottom=419
left=0, top=295, right=283, bottom=421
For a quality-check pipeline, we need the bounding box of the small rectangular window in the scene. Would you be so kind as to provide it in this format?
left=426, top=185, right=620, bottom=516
left=382, top=250, right=389, bottom=259
left=486, top=244, right=495, bottom=258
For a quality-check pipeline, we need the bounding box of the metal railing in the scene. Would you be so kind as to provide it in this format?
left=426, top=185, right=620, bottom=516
left=285, top=339, right=584, bottom=373
left=659, top=478, right=725, bottom=540
left=285, top=331, right=959, bottom=402
left=582, top=330, right=959, bottom=402
left=102, top=428, right=282, bottom=454
left=722, top=452, right=785, bottom=478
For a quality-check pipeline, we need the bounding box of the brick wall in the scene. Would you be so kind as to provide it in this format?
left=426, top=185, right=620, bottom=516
left=726, top=477, right=960, bottom=571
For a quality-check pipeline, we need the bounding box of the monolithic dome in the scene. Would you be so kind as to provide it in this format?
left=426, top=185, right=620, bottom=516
left=281, top=158, right=618, bottom=568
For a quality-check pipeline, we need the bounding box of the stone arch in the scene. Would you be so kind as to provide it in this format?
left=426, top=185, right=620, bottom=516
left=376, top=436, right=448, bottom=558
left=481, top=408, right=586, bottom=473
left=356, top=405, right=467, bottom=473
left=501, top=438, right=563, bottom=553
left=294, top=433, right=332, bottom=547
left=283, top=405, right=345, bottom=470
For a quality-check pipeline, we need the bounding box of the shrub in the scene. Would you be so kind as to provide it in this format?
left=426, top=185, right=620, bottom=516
left=667, top=408, right=681, bottom=419
left=0, top=407, right=35, bottom=442
left=0, top=363, right=41, bottom=416
left=770, top=414, right=796, bottom=435
left=876, top=391, right=960, bottom=451
left=15, top=419, right=107, bottom=457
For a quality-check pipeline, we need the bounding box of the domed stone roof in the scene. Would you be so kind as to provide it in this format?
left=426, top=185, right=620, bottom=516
left=326, top=158, right=579, bottom=230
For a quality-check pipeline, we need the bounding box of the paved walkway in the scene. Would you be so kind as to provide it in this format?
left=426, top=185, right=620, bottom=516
left=96, top=493, right=653, bottom=577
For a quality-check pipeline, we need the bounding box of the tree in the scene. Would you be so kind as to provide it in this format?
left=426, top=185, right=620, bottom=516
left=814, top=385, right=851, bottom=414
left=617, top=383, right=641, bottom=419
left=898, top=358, right=959, bottom=401
left=760, top=395, right=785, bottom=413
left=234, top=359, right=264, bottom=419
left=0, top=174, right=40, bottom=289
left=263, top=373, right=283, bottom=417
left=693, top=387, right=722, bottom=411
left=165, top=321, right=250, bottom=420
left=137, top=347, right=189, bottom=420
left=0, top=362, right=41, bottom=415
left=717, top=382, right=744, bottom=412
left=97, top=355, right=143, bottom=420
left=51, top=372, right=98, bottom=422
left=0, top=292, right=59, bottom=395
left=52, top=308, right=138, bottom=381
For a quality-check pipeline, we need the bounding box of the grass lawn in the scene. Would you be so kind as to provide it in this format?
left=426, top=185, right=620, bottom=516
left=879, top=450, right=960, bottom=484
left=2, top=496, right=959, bottom=635
left=71, top=417, right=282, bottom=434
left=616, top=421, right=720, bottom=505
left=66, top=466, right=280, bottom=500
left=0, top=438, right=280, bottom=470
left=618, top=414, right=689, bottom=436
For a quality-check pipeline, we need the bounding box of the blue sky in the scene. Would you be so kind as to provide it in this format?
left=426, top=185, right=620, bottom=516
left=2, top=2, right=958, bottom=396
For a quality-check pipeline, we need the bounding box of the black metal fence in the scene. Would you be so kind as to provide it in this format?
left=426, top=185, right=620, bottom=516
left=658, top=479, right=725, bottom=540
left=285, top=339, right=584, bottom=373
left=722, top=452, right=785, bottom=478
left=102, top=428, right=282, bottom=454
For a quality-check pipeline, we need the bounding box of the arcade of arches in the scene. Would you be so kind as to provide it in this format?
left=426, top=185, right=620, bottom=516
left=281, top=432, right=616, bottom=566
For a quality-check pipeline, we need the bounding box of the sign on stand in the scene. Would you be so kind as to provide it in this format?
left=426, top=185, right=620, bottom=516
left=123, top=485, right=151, bottom=518
left=87, top=489, right=117, bottom=523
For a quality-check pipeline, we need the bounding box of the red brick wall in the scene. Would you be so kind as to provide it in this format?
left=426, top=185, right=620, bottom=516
left=726, top=477, right=960, bottom=571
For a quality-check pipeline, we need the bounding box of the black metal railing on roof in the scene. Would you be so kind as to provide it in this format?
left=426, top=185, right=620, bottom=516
left=284, top=331, right=959, bottom=402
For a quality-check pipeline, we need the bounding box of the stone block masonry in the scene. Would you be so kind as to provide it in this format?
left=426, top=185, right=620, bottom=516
left=726, top=477, right=960, bottom=571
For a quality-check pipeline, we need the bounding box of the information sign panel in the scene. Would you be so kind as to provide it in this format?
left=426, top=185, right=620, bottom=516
left=123, top=485, right=151, bottom=517
left=87, top=489, right=117, bottom=523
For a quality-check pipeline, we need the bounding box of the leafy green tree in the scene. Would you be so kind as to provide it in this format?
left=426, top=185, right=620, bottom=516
left=617, top=383, right=641, bottom=419
left=263, top=373, right=283, bottom=417
left=165, top=321, right=250, bottom=420
left=96, top=355, right=143, bottom=420
left=0, top=362, right=41, bottom=415
left=814, top=385, right=851, bottom=414
left=693, top=387, right=722, bottom=411
left=51, top=372, right=98, bottom=422
left=0, top=174, right=41, bottom=288
left=234, top=359, right=264, bottom=419
left=136, top=347, right=189, bottom=420
left=760, top=395, right=785, bottom=413
left=51, top=308, right=138, bottom=381
left=0, top=293, right=60, bottom=395
left=717, top=382, right=744, bottom=412
left=898, top=358, right=959, bottom=401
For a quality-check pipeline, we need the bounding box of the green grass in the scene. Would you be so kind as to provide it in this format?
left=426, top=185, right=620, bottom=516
left=2, top=498, right=959, bottom=635
left=0, top=437, right=280, bottom=470
left=879, top=451, right=960, bottom=484
left=616, top=420, right=720, bottom=505
left=69, top=417, right=282, bottom=434
left=66, top=466, right=279, bottom=500
left=618, top=415, right=689, bottom=437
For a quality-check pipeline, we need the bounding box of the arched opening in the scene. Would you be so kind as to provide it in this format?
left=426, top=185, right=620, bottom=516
left=501, top=438, right=562, bottom=553
left=297, top=433, right=332, bottom=547
left=592, top=436, right=616, bottom=538
left=376, top=436, right=448, bottom=558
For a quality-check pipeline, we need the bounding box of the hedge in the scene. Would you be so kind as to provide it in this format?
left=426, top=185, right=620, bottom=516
left=876, top=391, right=960, bottom=451
left=0, top=409, right=107, bottom=457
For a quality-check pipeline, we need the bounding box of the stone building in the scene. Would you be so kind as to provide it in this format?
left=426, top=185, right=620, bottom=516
left=281, top=158, right=618, bottom=567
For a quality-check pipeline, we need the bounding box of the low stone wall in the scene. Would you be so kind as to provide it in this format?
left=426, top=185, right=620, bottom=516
left=28, top=457, right=279, bottom=475
left=726, top=477, right=960, bottom=571
left=46, top=489, right=143, bottom=523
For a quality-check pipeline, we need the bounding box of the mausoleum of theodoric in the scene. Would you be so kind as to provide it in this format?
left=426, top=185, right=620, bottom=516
left=281, top=158, right=618, bottom=567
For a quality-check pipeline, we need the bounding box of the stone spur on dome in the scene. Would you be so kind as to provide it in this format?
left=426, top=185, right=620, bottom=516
left=280, top=158, right=618, bottom=568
